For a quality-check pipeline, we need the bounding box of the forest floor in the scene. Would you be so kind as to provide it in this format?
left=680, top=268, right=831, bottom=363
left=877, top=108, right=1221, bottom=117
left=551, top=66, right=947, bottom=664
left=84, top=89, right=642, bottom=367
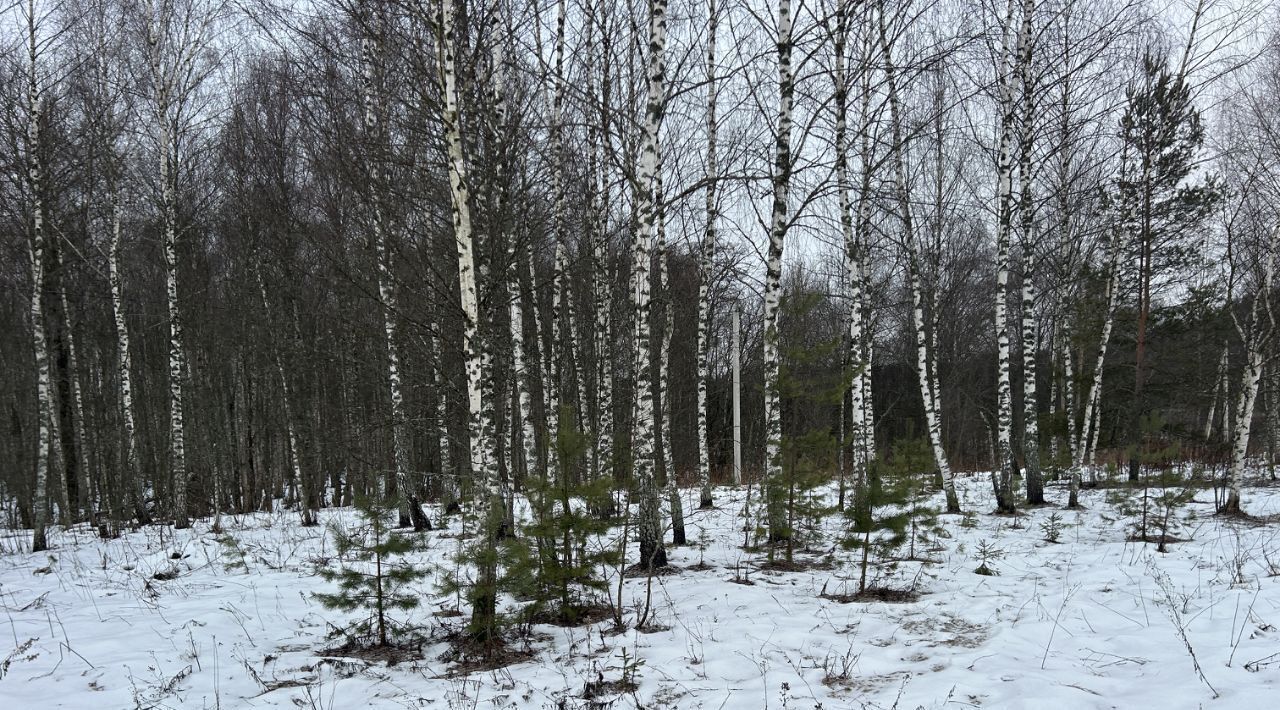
left=2, top=472, right=1280, bottom=709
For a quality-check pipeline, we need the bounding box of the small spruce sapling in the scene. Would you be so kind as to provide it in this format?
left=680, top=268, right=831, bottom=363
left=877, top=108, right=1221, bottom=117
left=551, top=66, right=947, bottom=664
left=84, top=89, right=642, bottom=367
left=841, top=436, right=939, bottom=593
left=315, top=495, right=429, bottom=648
left=1040, top=512, right=1064, bottom=543
left=771, top=292, right=848, bottom=561
left=516, top=414, right=619, bottom=625
left=974, top=539, right=1004, bottom=576
left=217, top=533, right=249, bottom=573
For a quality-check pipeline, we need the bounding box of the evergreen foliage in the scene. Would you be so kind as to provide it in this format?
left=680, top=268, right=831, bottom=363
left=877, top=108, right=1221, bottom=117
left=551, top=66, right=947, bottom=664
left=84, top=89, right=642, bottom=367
left=772, top=292, right=847, bottom=561
left=519, top=413, right=619, bottom=624
left=315, top=496, right=429, bottom=648
left=842, top=435, right=940, bottom=593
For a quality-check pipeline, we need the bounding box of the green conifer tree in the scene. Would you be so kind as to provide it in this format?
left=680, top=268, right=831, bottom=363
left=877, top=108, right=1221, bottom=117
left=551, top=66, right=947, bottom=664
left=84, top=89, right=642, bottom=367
left=842, top=435, right=939, bottom=594
left=315, top=496, right=429, bottom=648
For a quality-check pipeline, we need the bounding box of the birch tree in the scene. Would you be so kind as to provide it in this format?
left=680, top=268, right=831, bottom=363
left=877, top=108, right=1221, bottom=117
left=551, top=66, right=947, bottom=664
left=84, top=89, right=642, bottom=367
left=763, top=0, right=795, bottom=544
left=632, top=0, right=668, bottom=570
left=139, top=0, right=228, bottom=528
left=437, top=0, right=502, bottom=637
left=360, top=4, right=430, bottom=531
left=1222, top=218, right=1277, bottom=514
left=878, top=2, right=960, bottom=513
left=990, top=0, right=1027, bottom=514
left=655, top=144, right=686, bottom=545
left=589, top=8, right=615, bottom=504
left=1218, top=83, right=1280, bottom=513
left=831, top=0, right=871, bottom=505
left=22, top=0, right=53, bottom=551
left=695, top=0, right=719, bottom=510
left=1015, top=0, right=1043, bottom=505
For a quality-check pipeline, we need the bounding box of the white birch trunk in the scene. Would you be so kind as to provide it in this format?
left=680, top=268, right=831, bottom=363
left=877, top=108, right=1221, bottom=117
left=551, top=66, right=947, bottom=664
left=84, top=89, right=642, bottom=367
left=633, top=0, right=668, bottom=569
left=763, top=0, right=794, bottom=543
left=361, top=27, right=427, bottom=530
left=879, top=6, right=959, bottom=512
left=109, top=198, right=148, bottom=524
left=440, top=0, right=497, bottom=503
left=695, top=0, right=718, bottom=509
left=1062, top=334, right=1076, bottom=466
left=1017, top=0, right=1041, bottom=505
left=144, top=0, right=190, bottom=529
left=438, top=0, right=502, bottom=636
left=655, top=147, right=685, bottom=544
left=1226, top=350, right=1263, bottom=512
left=591, top=125, right=614, bottom=494
left=26, top=14, right=51, bottom=549
left=1070, top=228, right=1121, bottom=507
left=855, top=35, right=876, bottom=463
left=57, top=257, right=92, bottom=519
left=833, top=1, right=870, bottom=495
left=432, top=336, right=454, bottom=505
left=1224, top=225, right=1279, bottom=513
left=547, top=0, right=568, bottom=476
left=161, top=108, right=188, bottom=529
left=991, top=0, right=1022, bottom=513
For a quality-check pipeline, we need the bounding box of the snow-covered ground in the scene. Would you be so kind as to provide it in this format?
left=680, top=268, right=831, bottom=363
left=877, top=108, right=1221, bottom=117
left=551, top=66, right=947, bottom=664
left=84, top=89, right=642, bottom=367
left=2, top=474, right=1279, bottom=709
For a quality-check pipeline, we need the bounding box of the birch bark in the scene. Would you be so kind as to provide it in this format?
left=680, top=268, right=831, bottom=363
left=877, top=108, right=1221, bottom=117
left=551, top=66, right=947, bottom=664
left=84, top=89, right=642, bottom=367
left=878, top=4, right=959, bottom=512
left=26, top=3, right=51, bottom=549
left=695, top=0, right=718, bottom=509
left=360, top=14, right=429, bottom=530
left=633, top=0, right=668, bottom=569
left=763, top=0, right=795, bottom=543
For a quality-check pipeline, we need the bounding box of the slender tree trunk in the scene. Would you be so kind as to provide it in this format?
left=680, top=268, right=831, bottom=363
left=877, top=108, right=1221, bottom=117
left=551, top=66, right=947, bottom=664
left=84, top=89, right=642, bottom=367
left=732, top=308, right=742, bottom=485
left=256, top=267, right=315, bottom=527
left=109, top=198, right=149, bottom=525
left=592, top=116, right=615, bottom=501
left=1021, top=263, right=1042, bottom=504
left=591, top=14, right=617, bottom=508
left=1048, top=338, right=1060, bottom=465
left=432, top=338, right=454, bottom=508
left=361, top=17, right=428, bottom=531
left=655, top=145, right=685, bottom=545
left=763, top=0, right=794, bottom=545
left=161, top=118, right=189, bottom=529
left=1267, top=362, right=1279, bottom=478
left=633, top=0, right=668, bottom=570
left=54, top=260, right=92, bottom=521
left=440, top=0, right=501, bottom=637
left=1130, top=172, right=1154, bottom=483
left=991, top=0, right=1024, bottom=514
left=1017, top=0, right=1041, bottom=505
left=695, top=0, right=718, bottom=510
left=501, top=37, right=536, bottom=495
left=1070, top=229, right=1121, bottom=507
left=1223, top=226, right=1279, bottom=514
left=833, top=0, right=870, bottom=500
left=879, top=5, right=959, bottom=512
left=1062, top=334, right=1076, bottom=466
left=855, top=34, right=876, bottom=464
left=26, top=23, right=51, bottom=550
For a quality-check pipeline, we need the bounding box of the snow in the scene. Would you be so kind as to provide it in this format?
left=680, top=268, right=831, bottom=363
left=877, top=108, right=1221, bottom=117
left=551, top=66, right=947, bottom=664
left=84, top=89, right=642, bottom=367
left=2, top=475, right=1279, bottom=709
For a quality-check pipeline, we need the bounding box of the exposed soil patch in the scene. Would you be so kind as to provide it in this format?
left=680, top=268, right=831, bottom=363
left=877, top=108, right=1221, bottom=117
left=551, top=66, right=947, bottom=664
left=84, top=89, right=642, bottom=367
left=820, top=586, right=920, bottom=604
left=439, top=637, right=538, bottom=675
left=757, top=557, right=835, bottom=573
left=622, top=563, right=681, bottom=578
left=322, top=639, right=424, bottom=666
